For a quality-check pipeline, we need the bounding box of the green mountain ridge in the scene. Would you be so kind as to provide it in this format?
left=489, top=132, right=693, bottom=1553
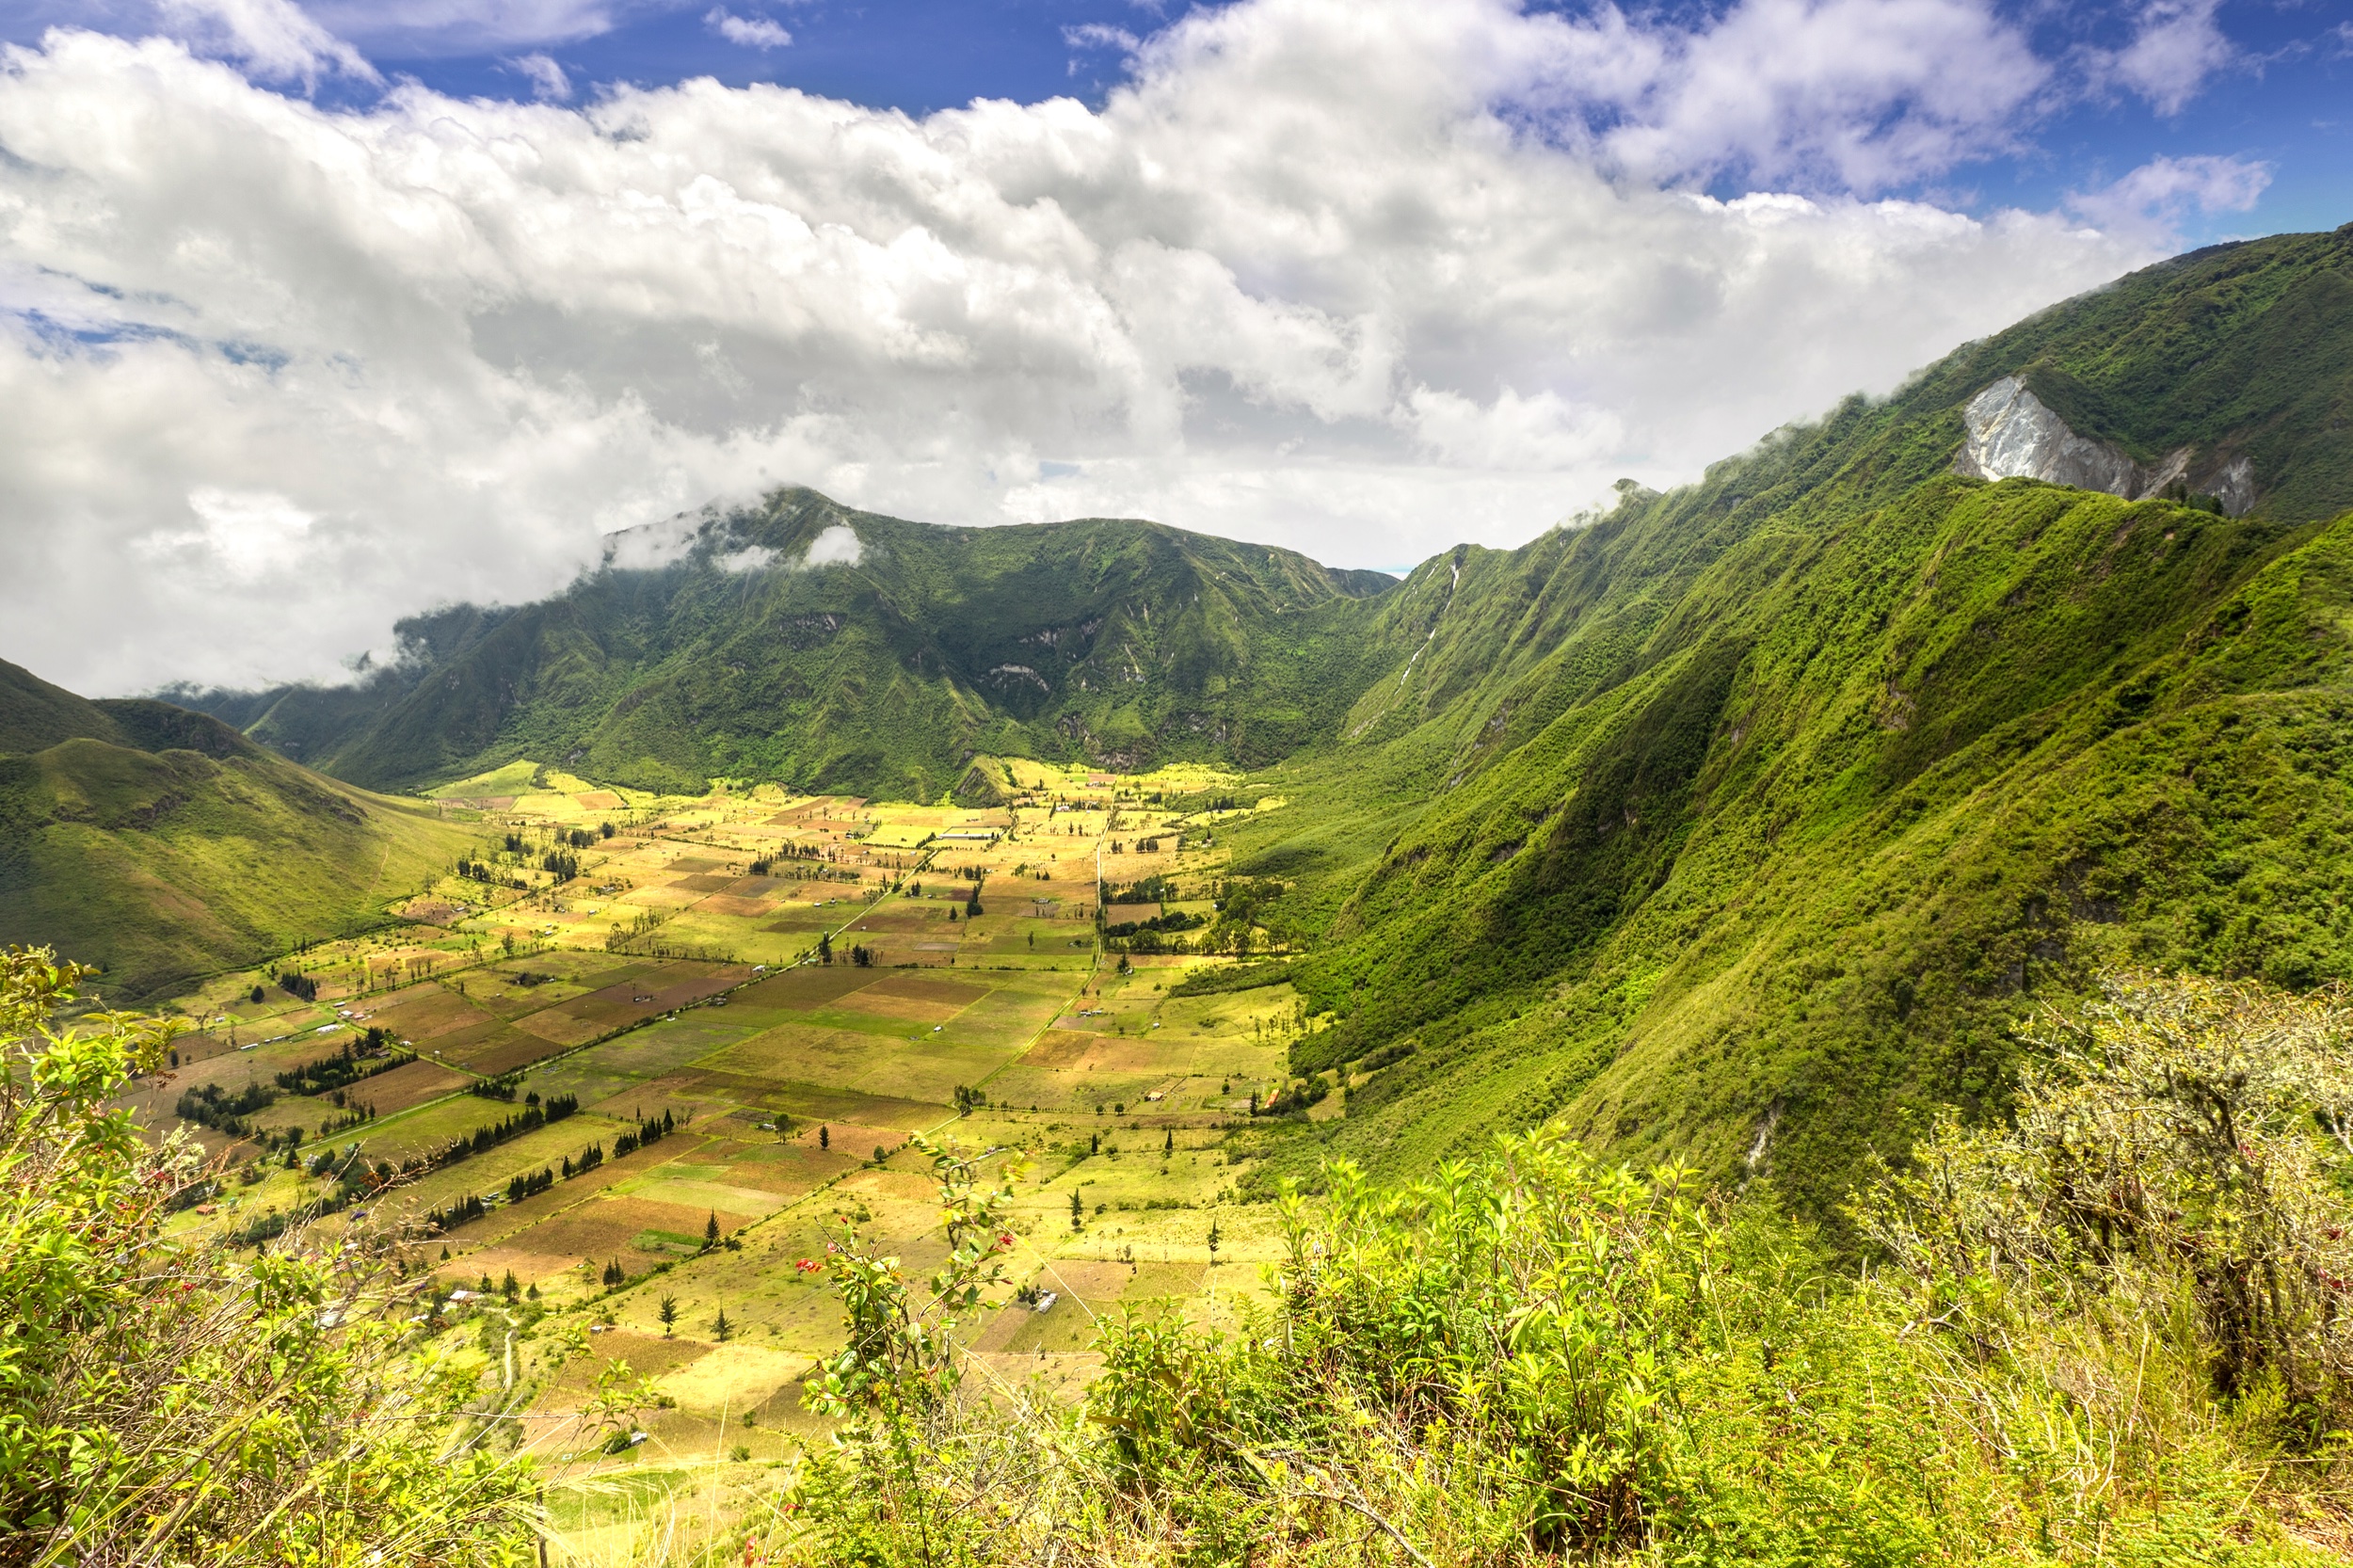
left=178, top=506, right=1405, bottom=799
left=0, top=659, right=478, bottom=1000
left=89, top=223, right=2353, bottom=1212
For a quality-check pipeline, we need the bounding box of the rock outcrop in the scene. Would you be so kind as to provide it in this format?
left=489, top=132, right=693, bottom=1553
left=1952, top=376, right=2254, bottom=515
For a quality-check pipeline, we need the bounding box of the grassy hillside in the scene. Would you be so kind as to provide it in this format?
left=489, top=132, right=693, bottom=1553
left=1211, top=226, right=2353, bottom=1221
left=0, top=663, right=480, bottom=1000
left=184, top=499, right=1406, bottom=799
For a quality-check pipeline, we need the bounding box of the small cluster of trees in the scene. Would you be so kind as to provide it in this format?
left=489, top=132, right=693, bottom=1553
left=430, top=1110, right=672, bottom=1231
left=274, top=970, right=318, bottom=1002
left=447, top=1094, right=577, bottom=1161
left=175, top=1081, right=277, bottom=1136
left=453, top=856, right=524, bottom=889
left=817, top=935, right=882, bottom=967
left=274, top=1032, right=408, bottom=1097
left=424, top=1193, right=488, bottom=1231
left=612, top=1109, right=677, bottom=1159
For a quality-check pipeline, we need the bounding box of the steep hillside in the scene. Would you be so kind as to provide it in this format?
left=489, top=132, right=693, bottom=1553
left=0, top=661, right=479, bottom=1000
left=185, top=499, right=1403, bottom=798
left=1225, top=225, right=2353, bottom=1220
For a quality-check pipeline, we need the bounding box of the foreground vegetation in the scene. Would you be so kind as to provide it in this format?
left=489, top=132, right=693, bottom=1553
left=0, top=946, right=537, bottom=1564
left=19, top=933, right=2353, bottom=1560
left=767, top=971, right=2353, bottom=1565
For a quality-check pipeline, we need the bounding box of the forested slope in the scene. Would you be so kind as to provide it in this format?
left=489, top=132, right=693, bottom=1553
left=1227, top=225, right=2353, bottom=1219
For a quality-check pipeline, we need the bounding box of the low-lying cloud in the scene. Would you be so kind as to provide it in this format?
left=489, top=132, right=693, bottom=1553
left=0, top=0, right=2267, bottom=695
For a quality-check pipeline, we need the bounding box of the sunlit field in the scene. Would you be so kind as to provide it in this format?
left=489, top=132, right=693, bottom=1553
left=127, top=758, right=1318, bottom=1558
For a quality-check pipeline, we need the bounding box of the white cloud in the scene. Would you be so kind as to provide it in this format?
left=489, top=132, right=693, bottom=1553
left=0, top=3, right=2182, bottom=696
left=2070, top=152, right=2270, bottom=239
left=705, top=8, right=790, bottom=50
left=1557, top=0, right=2053, bottom=192
left=509, top=51, right=570, bottom=101
left=134, top=488, right=318, bottom=583
left=2106, top=0, right=2234, bottom=116
left=303, top=0, right=624, bottom=55
left=156, top=0, right=378, bottom=85
left=798, top=522, right=862, bottom=568
left=1065, top=24, right=1143, bottom=54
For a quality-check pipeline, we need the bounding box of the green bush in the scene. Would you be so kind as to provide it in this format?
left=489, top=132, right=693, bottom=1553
left=0, top=947, right=539, bottom=1564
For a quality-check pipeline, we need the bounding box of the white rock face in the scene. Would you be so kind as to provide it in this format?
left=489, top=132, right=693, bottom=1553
left=1954, top=376, right=2137, bottom=494
left=1951, top=376, right=2254, bottom=515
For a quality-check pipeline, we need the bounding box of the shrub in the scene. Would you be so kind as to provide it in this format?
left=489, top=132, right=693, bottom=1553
left=0, top=947, right=538, bottom=1562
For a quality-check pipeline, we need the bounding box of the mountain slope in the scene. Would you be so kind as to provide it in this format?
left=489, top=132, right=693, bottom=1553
left=1222, top=225, right=2353, bottom=1220
left=185, top=499, right=1404, bottom=798
left=0, top=661, right=478, bottom=1000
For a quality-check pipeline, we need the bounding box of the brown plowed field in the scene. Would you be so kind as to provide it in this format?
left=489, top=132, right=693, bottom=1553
left=352, top=1059, right=471, bottom=1114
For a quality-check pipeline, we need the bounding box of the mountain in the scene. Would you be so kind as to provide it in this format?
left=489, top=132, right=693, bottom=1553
left=0, top=659, right=477, bottom=1000
left=178, top=502, right=1403, bottom=799
left=1220, top=224, right=2353, bottom=1221
left=156, top=225, right=2353, bottom=1217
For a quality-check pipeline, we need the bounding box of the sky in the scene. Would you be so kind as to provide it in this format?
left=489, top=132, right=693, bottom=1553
left=0, top=0, right=2346, bottom=695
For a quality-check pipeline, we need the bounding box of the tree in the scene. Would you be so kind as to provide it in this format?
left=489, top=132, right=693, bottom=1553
left=820, top=1125, right=830, bottom=1151
left=818, top=933, right=833, bottom=966
left=1070, top=1189, right=1084, bottom=1230
left=1163, top=1129, right=1174, bottom=1156
left=704, top=1210, right=720, bottom=1249
left=1207, top=1218, right=1221, bottom=1263
left=658, top=1296, right=678, bottom=1334
left=714, top=1308, right=732, bottom=1344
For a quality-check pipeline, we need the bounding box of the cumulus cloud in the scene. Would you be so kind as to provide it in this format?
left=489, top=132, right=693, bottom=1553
left=1555, top=0, right=2052, bottom=193
left=2105, top=0, right=2234, bottom=115
left=0, top=0, right=2201, bottom=695
left=705, top=8, right=790, bottom=50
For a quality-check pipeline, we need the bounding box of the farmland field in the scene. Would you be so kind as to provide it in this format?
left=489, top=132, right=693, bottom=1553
left=128, top=757, right=1326, bottom=1551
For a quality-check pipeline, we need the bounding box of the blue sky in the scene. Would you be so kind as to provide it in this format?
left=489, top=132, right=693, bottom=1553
left=0, top=0, right=2346, bottom=691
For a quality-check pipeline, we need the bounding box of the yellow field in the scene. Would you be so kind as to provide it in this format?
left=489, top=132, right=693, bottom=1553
left=133, top=760, right=1322, bottom=1554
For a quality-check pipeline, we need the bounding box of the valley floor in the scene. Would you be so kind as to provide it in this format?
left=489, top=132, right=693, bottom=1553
left=130, top=759, right=1321, bottom=1560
